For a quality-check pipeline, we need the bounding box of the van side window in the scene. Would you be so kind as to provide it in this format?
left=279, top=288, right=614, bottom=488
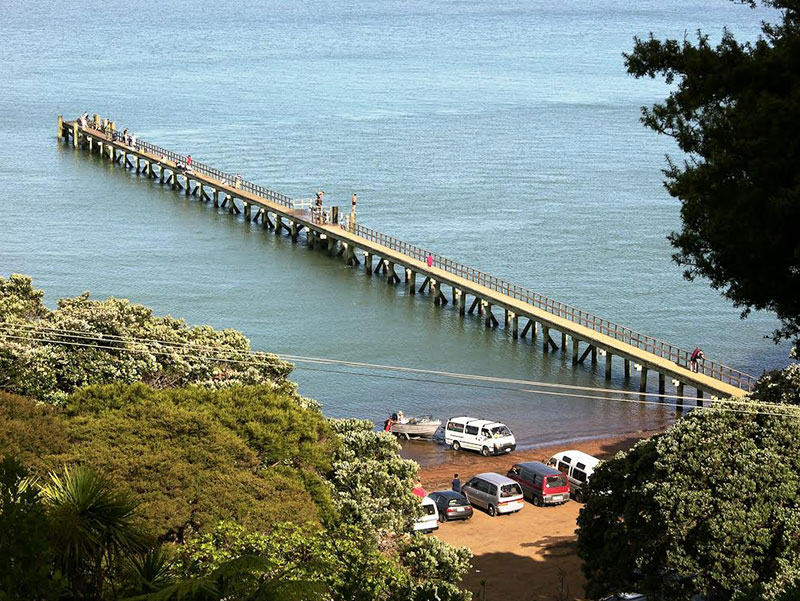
left=447, top=422, right=465, bottom=433
left=562, top=456, right=572, bottom=464
left=558, top=461, right=570, bottom=474
left=486, top=483, right=497, bottom=496
left=481, top=429, right=491, bottom=438
left=576, top=462, right=586, bottom=470
left=573, top=469, right=587, bottom=483
left=474, top=480, right=489, bottom=494
left=465, top=425, right=479, bottom=435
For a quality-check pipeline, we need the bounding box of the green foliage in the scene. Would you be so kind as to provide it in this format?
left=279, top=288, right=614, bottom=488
left=577, top=402, right=800, bottom=601
left=0, top=391, right=69, bottom=473
left=0, top=457, right=66, bottom=601
left=750, top=362, right=800, bottom=405
left=399, top=536, right=472, bottom=584
left=39, top=465, right=149, bottom=599
left=0, top=275, right=296, bottom=403
left=624, top=1, right=800, bottom=349
left=328, top=418, right=422, bottom=533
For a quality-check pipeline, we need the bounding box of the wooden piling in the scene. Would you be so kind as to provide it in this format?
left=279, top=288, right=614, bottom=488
left=409, top=270, right=416, bottom=294
left=458, top=289, right=466, bottom=315
left=658, top=373, right=666, bottom=395
left=624, top=358, right=631, bottom=379
left=572, top=338, right=579, bottom=365
left=511, top=313, right=518, bottom=339
left=605, top=353, right=612, bottom=380
left=432, top=280, right=440, bottom=304
left=72, top=122, right=78, bottom=148
left=57, top=116, right=63, bottom=139
left=244, top=203, right=251, bottom=222
left=542, top=326, right=550, bottom=353
left=696, top=389, right=704, bottom=407
left=676, top=382, right=685, bottom=410
left=364, top=252, right=372, bottom=273
left=640, top=366, right=648, bottom=393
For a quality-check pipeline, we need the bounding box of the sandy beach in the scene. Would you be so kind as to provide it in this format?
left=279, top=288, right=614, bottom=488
left=418, top=430, right=660, bottom=601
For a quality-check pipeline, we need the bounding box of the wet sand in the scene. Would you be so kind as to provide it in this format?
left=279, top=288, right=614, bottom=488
left=418, top=430, right=660, bottom=601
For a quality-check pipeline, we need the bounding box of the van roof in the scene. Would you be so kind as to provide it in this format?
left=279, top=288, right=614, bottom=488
left=550, top=450, right=601, bottom=469
left=474, top=472, right=518, bottom=485
left=515, top=461, right=562, bottom=476
left=448, top=416, right=506, bottom=429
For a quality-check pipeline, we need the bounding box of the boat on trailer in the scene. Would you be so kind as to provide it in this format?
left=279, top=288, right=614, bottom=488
left=385, top=414, right=441, bottom=439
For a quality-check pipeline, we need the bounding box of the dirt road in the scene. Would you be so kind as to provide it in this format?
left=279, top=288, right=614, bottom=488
left=419, top=431, right=658, bottom=601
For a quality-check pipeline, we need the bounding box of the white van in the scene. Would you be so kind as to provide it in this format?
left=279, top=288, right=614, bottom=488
left=444, top=416, right=516, bottom=456
left=412, top=496, right=439, bottom=534
left=460, top=472, right=524, bottom=516
left=547, top=450, right=601, bottom=502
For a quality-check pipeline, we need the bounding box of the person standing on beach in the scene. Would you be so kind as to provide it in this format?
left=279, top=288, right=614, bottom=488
left=690, top=347, right=704, bottom=373
left=452, top=473, right=460, bottom=492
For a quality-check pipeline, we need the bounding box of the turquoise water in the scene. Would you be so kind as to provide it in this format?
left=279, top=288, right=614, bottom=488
left=0, top=0, right=787, bottom=452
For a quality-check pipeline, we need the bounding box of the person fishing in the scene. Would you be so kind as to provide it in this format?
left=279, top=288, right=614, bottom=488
left=690, top=347, right=704, bottom=373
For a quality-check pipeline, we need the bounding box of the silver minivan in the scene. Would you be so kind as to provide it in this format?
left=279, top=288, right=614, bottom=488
left=460, top=472, right=524, bottom=517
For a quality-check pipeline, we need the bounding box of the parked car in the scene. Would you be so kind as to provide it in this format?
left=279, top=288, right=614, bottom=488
left=547, top=449, right=601, bottom=502
left=428, top=490, right=474, bottom=522
left=460, top=472, right=524, bottom=516
left=412, top=496, right=439, bottom=533
left=444, top=416, right=516, bottom=456
left=507, top=461, right=570, bottom=506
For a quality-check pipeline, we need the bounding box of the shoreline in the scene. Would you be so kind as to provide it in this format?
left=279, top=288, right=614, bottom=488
left=416, top=428, right=661, bottom=492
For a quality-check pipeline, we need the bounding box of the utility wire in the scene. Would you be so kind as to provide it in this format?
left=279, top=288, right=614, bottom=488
left=0, top=322, right=757, bottom=404
left=0, top=327, right=796, bottom=418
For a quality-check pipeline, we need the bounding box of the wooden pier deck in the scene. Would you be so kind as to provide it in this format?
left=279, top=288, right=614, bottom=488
left=59, top=115, right=756, bottom=402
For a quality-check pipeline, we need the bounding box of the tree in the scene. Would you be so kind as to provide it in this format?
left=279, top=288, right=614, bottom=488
left=576, top=401, right=800, bottom=601
left=39, top=465, right=148, bottom=600
left=624, top=0, right=800, bottom=349
left=327, top=418, right=422, bottom=534
left=0, top=457, right=66, bottom=601
left=0, top=275, right=296, bottom=403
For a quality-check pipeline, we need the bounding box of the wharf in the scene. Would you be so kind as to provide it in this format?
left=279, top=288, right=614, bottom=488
left=59, top=115, right=755, bottom=403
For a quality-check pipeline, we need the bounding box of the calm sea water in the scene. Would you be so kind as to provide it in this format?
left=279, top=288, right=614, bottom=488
left=0, top=0, right=787, bottom=458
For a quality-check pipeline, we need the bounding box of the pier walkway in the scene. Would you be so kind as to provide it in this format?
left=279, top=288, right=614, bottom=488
left=59, top=115, right=756, bottom=402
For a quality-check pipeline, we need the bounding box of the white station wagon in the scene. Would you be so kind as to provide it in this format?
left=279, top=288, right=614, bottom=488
left=444, top=416, right=516, bottom=456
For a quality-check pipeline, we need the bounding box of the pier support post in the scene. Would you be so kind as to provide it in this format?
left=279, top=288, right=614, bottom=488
left=639, top=367, right=648, bottom=393
left=198, top=183, right=204, bottom=200
left=387, top=262, right=400, bottom=284
left=72, top=122, right=79, bottom=148
left=511, top=313, right=518, bottom=339
left=275, top=215, right=283, bottom=234
left=244, top=203, right=251, bottom=222
left=572, top=338, right=579, bottom=365
left=658, top=373, right=665, bottom=395
left=677, top=382, right=685, bottom=410
left=561, top=331, right=567, bottom=352
left=591, top=347, right=597, bottom=364
left=432, top=280, right=440, bottom=304
left=290, top=221, right=298, bottom=241
left=624, top=359, right=631, bottom=379
left=88, top=137, right=93, bottom=153
left=458, top=289, right=465, bottom=315
left=185, top=177, right=191, bottom=196
left=484, top=303, right=498, bottom=328
left=520, top=319, right=533, bottom=339
left=364, top=252, right=372, bottom=274
left=409, top=270, right=416, bottom=294
left=605, top=353, right=612, bottom=380
left=542, top=326, right=550, bottom=352
left=696, top=390, right=704, bottom=407
left=213, top=189, right=219, bottom=207
left=57, top=116, right=63, bottom=139
left=504, top=309, right=510, bottom=328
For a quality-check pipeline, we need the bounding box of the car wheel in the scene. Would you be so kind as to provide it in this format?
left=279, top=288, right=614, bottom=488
left=452, top=440, right=461, bottom=451
left=488, top=504, right=497, bottom=517
left=533, top=496, right=543, bottom=507
left=481, top=446, right=491, bottom=457
left=575, top=491, right=585, bottom=503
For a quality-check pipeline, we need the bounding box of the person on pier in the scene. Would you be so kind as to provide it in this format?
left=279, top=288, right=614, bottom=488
left=690, top=347, right=705, bottom=373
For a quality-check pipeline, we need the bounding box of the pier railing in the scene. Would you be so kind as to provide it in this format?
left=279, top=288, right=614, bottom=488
left=135, top=139, right=293, bottom=207
left=348, top=221, right=756, bottom=392
left=77, top=121, right=756, bottom=392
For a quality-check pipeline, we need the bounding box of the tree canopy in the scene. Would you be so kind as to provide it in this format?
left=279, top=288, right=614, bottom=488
left=624, top=0, right=800, bottom=349
left=577, top=398, right=800, bottom=600
left=0, top=274, right=296, bottom=404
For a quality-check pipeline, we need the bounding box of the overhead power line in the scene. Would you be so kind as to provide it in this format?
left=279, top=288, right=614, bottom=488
left=0, top=323, right=796, bottom=418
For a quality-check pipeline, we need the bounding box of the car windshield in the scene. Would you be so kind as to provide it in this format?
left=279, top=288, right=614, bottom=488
left=546, top=475, right=567, bottom=488
left=500, top=483, right=522, bottom=498
left=491, top=426, right=511, bottom=437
